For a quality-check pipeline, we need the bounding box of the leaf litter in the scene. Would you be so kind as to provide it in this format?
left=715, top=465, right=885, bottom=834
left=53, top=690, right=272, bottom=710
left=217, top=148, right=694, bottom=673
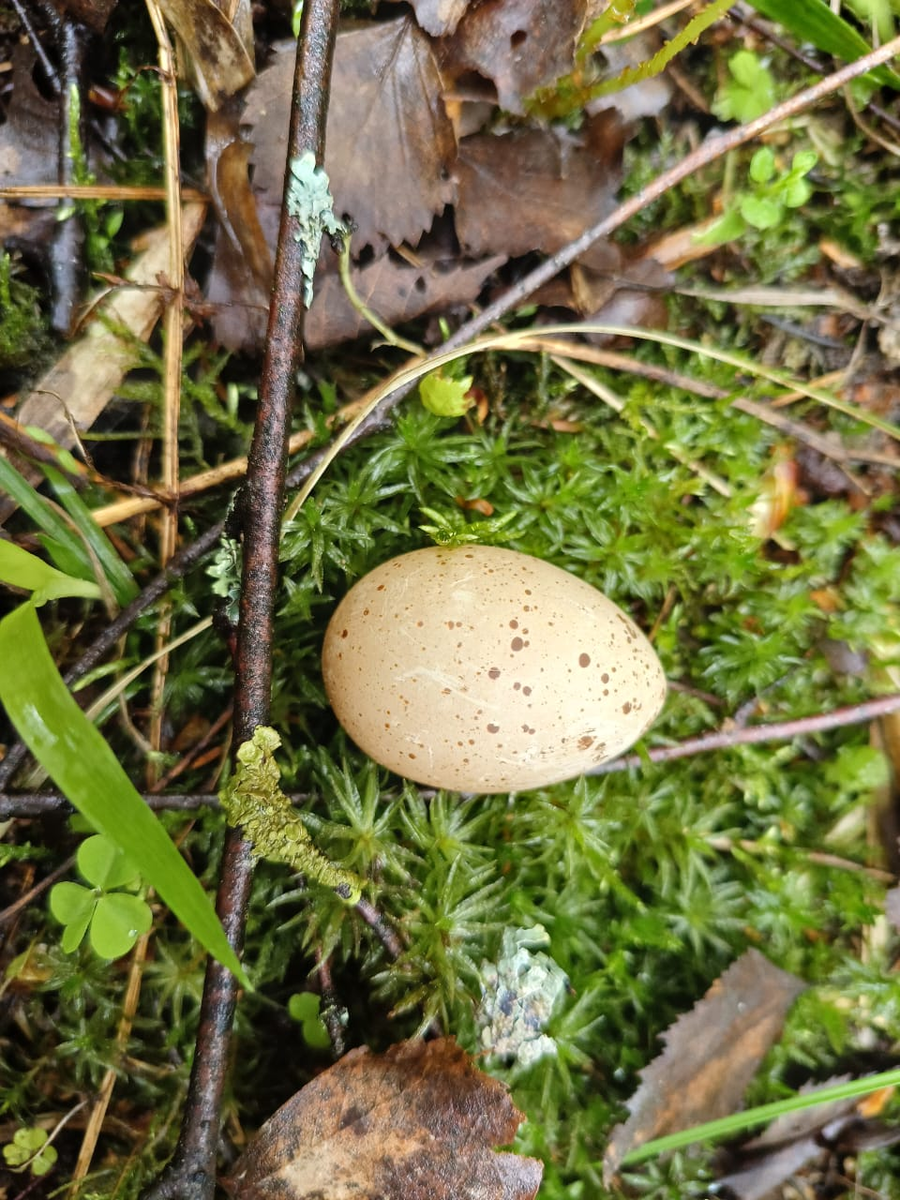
left=223, top=1037, right=543, bottom=1200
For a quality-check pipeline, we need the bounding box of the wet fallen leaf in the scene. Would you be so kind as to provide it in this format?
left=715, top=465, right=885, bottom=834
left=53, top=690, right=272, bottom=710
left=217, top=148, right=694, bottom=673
left=157, top=0, right=255, bottom=111
left=50, top=0, right=119, bottom=33
left=394, top=0, right=471, bottom=37
left=0, top=47, right=60, bottom=247
left=244, top=21, right=456, bottom=255
left=603, top=949, right=806, bottom=1183
left=454, top=119, right=621, bottom=258
left=303, top=252, right=506, bottom=351
left=223, top=1037, right=543, bottom=1200
left=439, top=0, right=589, bottom=114
left=715, top=1078, right=900, bottom=1200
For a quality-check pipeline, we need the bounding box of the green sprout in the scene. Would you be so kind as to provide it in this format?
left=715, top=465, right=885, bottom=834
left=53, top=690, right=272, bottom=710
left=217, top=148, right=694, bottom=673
left=288, top=991, right=331, bottom=1050
left=697, top=147, right=818, bottom=246
left=419, top=370, right=474, bottom=418
left=49, top=834, right=152, bottom=959
left=712, top=50, right=776, bottom=123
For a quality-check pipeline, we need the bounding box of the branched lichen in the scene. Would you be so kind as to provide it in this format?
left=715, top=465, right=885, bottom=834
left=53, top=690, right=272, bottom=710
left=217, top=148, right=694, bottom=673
left=220, top=726, right=362, bottom=903
left=285, top=152, right=350, bottom=307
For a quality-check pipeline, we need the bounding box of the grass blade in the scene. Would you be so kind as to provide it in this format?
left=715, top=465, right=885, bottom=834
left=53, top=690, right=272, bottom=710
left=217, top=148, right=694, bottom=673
left=745, top=0, right=900, bottom=89
left=40, top=464, right=139, bottom=605
left=0, top=601, right=249, bottom=987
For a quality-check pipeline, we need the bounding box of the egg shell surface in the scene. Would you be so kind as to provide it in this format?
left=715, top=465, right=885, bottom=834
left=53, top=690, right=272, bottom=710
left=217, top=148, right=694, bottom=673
left=322, top=545, right=667, bottom=793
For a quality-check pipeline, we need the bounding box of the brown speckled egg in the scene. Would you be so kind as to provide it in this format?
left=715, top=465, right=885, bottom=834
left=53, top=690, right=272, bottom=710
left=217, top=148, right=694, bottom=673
left=321, top=545, right=666, bottom=793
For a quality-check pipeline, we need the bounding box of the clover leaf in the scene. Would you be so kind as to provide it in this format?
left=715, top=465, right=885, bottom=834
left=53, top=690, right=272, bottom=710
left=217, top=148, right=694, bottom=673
left=49, top=834, right=152, bottom=959
left=3, top=1127, right=58, bottom=1177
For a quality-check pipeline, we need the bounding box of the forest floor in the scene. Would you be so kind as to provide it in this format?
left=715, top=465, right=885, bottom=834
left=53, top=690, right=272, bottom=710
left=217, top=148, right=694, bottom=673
left=2, top=2, right=900, bottom=1198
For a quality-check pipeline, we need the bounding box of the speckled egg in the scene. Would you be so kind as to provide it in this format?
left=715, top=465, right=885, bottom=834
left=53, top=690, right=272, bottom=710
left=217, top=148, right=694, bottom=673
left=321, top=545, right=667, bottom=793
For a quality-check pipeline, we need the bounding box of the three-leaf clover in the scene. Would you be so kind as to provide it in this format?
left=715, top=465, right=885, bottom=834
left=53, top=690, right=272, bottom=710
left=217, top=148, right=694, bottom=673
left=50, top=834, right=152, bottom=959
left=3, top=1127, right=58, bottom=1176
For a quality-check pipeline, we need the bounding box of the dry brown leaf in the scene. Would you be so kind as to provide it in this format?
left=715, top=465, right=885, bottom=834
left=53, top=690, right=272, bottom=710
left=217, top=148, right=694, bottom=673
left=439, top=0, right=588, bottom=114
left=0, top=48, right=60, bottom=192
left=603, top=949, right=806, bottom=1184
left=304, top=252, right=506, bottom=351
left=454, top=121, right=621, bottom=259
left=157, top=0, right=255, bottom=111
left=244, top=20, right=456, bottom=254
left=223, top=1037, right=543, bottom=1200
left=398, top=0, right=471, bottom=36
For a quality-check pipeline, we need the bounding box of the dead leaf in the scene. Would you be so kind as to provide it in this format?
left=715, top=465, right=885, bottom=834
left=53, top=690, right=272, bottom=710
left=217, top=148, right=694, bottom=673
left=208, top=107, right=273, bottom=293
left=157, top=0, right=255, bottom=111
left=454, top=121, right=620, bottom=259
left=397, top=0, right=471, bottom=37
left=0, top=47, right=59, bottom=193
left=304, top=252, right=506, bottom=351
left=244, top=21, right=456, bottom=254
left=223, top=1037, right=543, bottom=1200
left=439, top=0, right=588, bottom=114
left=603, top=949, right=806, bottom=1184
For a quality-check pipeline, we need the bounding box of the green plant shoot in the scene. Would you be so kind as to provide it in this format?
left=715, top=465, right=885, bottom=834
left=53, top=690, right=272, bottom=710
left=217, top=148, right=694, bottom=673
left=696, top=148, right=818, bottom=245
left=419, top=370, right=474, bottom=417
left=0, top=600, right=250, bottom=988
left=220, top=726, right=363, bottom=903
left=712, top=50, right=776, bottom=122
left=0, top=540, right=101, bottom=604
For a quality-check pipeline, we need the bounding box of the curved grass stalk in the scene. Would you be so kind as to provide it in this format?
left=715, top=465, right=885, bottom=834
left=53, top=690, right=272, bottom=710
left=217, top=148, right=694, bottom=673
left=283, top=320, right=900, bottom=523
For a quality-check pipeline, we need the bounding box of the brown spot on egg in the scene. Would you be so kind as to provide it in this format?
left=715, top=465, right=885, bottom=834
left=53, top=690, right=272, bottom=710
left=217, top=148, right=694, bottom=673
left=487, top=723, right=500, bottom=734
left=489, top=668, right=501, bottom=680
left=578, top=735, right=594, bottom=749
left=511, top=637, right=524, bottom=651
left=579, top=653, right=590, bottom=667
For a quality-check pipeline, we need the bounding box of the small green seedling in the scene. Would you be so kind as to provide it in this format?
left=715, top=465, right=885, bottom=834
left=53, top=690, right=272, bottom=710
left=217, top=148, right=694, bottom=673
left=50, top=834, right=152, bottom=959
left=419, top=370, right=474, bottom=418
left=712, top=50, right=776, bottom=123
left=3, top=1127, right=58, bottom=1177
left=288, top=992, right=331, bottom=1050
left=697, top=146, right=818, bottom=246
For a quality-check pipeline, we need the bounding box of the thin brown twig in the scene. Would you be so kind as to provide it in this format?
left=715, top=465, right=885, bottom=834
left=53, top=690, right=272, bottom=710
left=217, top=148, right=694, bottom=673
left=5, top=688, right=900, bottom=818
left=140, top=3, right=342, bottom=1196
left=588, top=693, right=900, bottom=774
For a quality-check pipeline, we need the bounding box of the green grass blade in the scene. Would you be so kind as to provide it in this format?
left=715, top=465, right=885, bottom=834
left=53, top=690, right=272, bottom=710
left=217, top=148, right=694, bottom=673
left=0, top=541, right=101, bottom=603
left=0, top=457, right=95, bottom=583
left=745, top=0, right=900, bottom=89
left=620, top=1068, right=900, bottom=1165
left=40, top=465, right=139, bottom=606
left=0, top=601, right=249, bottom=988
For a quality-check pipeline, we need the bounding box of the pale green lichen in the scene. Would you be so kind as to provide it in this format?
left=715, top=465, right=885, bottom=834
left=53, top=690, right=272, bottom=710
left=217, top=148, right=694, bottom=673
left=477, top=924, right=569, bottom=1068
left=286, top=151, right=350, bottom=307
left=220, top=726, right=362, bottom=903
